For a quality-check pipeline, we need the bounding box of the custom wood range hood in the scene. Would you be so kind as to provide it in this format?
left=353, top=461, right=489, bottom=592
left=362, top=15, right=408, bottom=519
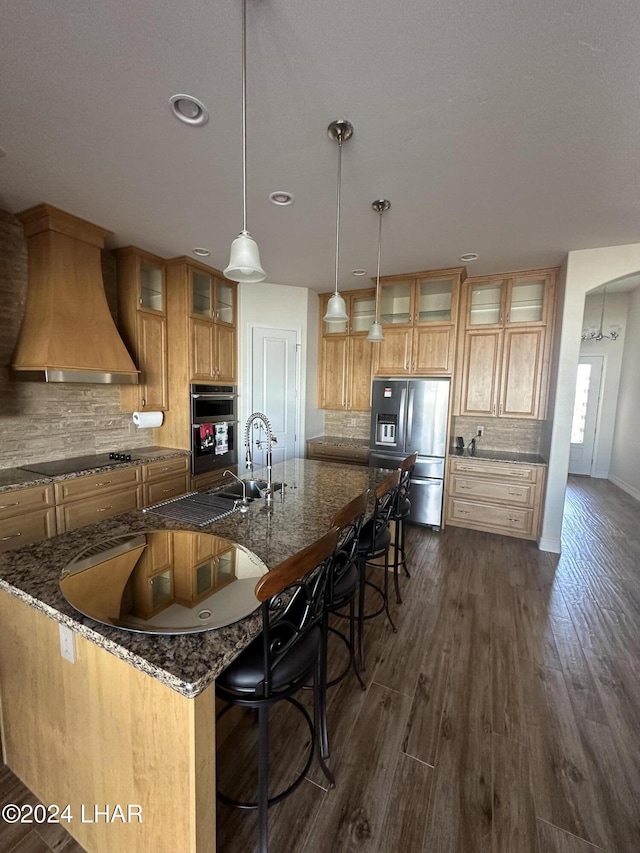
left=11, top=203, right=139, bottom=384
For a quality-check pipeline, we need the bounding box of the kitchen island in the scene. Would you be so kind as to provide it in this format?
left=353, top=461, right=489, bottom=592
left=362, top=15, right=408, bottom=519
left=0, top=458, right=388, bottom=853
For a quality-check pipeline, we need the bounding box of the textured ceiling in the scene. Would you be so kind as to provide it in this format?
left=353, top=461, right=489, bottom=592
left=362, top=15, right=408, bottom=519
left=1, top=0, right=640, bottom=291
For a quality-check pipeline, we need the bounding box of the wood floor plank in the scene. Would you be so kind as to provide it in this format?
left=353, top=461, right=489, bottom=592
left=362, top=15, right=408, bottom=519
left=524, top=662, right=610, bottom=848
left=422, top=670, right=493, bottom=853
left=300, top=683, right=412, bottom=853
left=373, top=753, right=432, bottom=853
left=512, top=586, right=562, bottom=670
left=536, top=820, right=606, bottom=853
left=561, top=584, right=638, bottom=661
left=585, top=651, right=640, bottom=796
left=491, top=582, right=528, bottom=742
left=548, top=615, right=607, bottom=724
left=492, top=733, right=538, bottom=853
left=5, top=831, right=52, bottom=853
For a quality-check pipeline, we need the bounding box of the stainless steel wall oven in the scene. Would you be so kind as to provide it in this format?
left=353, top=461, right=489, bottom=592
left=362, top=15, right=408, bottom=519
left=190, top=384, right=237, bottom=476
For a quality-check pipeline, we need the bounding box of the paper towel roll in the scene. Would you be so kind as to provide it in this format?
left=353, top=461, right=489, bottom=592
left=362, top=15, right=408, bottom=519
left=133, top=411, right=164, bottom=429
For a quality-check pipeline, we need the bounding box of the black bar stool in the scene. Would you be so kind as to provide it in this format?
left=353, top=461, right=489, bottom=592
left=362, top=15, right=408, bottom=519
left=318, top=490, right=370, bottom=760
left=391, top=452, right=417, bottom=603
left=356, top=469, right=401, bottom=671
left=216, top=526, right=340, bottom=853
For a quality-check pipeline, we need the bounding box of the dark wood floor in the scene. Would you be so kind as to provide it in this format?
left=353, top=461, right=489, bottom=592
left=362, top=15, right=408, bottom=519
left=2, top=475, right=639, bottom=852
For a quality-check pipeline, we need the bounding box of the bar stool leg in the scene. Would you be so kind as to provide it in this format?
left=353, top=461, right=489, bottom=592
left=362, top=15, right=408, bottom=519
left=357, top=554, right=366, bottom=672
left=383, top=548, right=397, bottom=634
left=258, top=704, right=269, bottom=853
left=314, top=657, right=335, bottom=786
left=348, top=599, right=366, bottom=690
left=393, top=520, right=402, bottom=605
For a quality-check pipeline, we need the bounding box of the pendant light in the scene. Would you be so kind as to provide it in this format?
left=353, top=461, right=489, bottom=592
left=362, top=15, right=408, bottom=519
left=224, top=0, right=266, bottom=283
left=367, top=199, right=390, bottom=342
left=323, top=119, right=353, bottom=324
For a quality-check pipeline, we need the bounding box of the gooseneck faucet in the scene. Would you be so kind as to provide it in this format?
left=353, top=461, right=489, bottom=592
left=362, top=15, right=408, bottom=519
left=244, top=412, right=277, bottom=504
left=222, top=469, right=249, bottom=512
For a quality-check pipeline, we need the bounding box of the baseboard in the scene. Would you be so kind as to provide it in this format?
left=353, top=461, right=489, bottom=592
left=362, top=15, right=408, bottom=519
left=608, top=475, right=640, bottom=503
left=538, top=536, right=561, bottom=554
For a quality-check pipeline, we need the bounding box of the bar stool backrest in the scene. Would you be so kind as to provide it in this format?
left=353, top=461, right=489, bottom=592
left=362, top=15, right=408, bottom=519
left=396, top=452, right=417, bottom=511
left=373, top=469, right=401, bottom=541
left=329, top=490, right=369, bottom=599
left=252, top=526, right=340, bottom=698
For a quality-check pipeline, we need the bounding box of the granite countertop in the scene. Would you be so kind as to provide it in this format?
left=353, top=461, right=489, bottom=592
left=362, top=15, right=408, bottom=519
left=0, top=458, right=387, bottom=699
left=307, top=435, right=370, bottom=449
left=449, top=447, right=547, bottom=466
left=0, top=446, right=190, bottom=494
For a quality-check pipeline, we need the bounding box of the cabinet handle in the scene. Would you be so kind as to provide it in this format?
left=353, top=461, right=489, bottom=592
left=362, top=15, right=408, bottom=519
left=139, top=297, right=143, bottom=305
left=499, top=312, right=503, bottom=324
left=412, top=361, right=416, bottom=371
left=96, top=506, right=113, bottom=513
left=142, top=398, right=146, bottom=407
left=506, top=312, right=510, bottom=324
left=459, top=485, right=472, bottom=491
left=499, top=403, right=503, bottom=415
left=508, top=490, right=520, bottom=496
left=458, top=509, right=470, bottom=516
left=0, top=533, right=21, bottom=541
left=508, top=516, right=519, bottom=523
left=492, top=403, right=496, bottom=415
left=0, top=501, right=19, bottom=509
left=96, top=481, right=112, bottom=486
left=408, top=313, right=412, bottom=322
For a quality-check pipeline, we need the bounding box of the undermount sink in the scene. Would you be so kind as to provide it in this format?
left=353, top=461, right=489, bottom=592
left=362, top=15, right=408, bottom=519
left=215, top=479, right=282, bottom=501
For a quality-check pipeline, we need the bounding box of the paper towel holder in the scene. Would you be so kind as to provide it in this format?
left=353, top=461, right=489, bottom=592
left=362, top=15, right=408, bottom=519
left=133, top=411, right=164, bottom=429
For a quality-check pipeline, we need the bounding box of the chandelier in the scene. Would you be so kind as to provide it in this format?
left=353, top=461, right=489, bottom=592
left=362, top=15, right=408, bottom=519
left=581, top=286, right=621, bottom=342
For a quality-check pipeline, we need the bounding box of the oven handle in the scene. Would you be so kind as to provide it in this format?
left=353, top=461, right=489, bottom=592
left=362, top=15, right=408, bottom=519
left=191, top=393, right=237, bottom=400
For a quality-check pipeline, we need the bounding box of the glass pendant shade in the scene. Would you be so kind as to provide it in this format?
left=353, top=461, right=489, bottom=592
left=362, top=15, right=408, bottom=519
left=367, top=320, right=384, bottom=342
left=224, top=231, right=266, bottom=283
left=323, top=292, right=349, bottom=323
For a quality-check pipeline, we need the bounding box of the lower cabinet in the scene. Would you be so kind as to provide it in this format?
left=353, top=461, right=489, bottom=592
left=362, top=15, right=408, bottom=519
left=445, top=457, right=546, bottom=540
left=306, top=441, right=370, bottom=466
left=142, top=456, right=190, bottom=506
left=55, top=467, right=142, bottom=534
left=0, top=484, right=56, bottom=553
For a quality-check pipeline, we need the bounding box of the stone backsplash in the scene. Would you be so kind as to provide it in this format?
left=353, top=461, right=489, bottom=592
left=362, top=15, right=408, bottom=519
left=323, top=410, right=370, bottom=440
left=452, top=416, right=542, bottom=454
left=0, top=209, right=150, bottom=469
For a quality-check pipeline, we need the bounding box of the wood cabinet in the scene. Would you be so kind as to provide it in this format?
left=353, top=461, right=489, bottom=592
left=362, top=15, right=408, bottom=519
left=445, top=457, right=546, bottom=540
left=116, top=247, right=169, bottom=412
left=318, top=289, right=375, bottom=411
left=55, top=467, right=142, bottom=534
left=455, top=269, right=557, bottom=419
left=306, top=441, right=369, bottom=466
left=130, top=531, right=175, bottom=618
left=161, top=258, right=237, bottom=454
left=373, top=268, right=465, bottom=376
left=172, top=532, right=236, bottom=606
left=0, top=485, right=56, bottom=552
left=142, top=456, right=190, bottom=507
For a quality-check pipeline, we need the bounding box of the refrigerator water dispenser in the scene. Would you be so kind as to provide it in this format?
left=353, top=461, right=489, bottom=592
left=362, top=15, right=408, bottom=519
left=376, top=414, right=398, bottom=445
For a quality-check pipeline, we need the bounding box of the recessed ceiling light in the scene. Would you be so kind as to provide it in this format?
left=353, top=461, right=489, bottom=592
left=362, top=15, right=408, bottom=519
left=169, top=94, right=209, bottom=126
left=192, top=248, right=211, bottom=257
left=352, top=269, right=367, bottom=276
left=459, top=253, right=479, bottom=263
left=269, top=190, right=294, bottom=206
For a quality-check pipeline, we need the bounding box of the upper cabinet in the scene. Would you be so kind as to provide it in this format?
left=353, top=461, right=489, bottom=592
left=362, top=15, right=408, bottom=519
left=187, top=267, right=237, bottom=382
left=373, top=268, right=465, bottom=376
left=455, top=269, right=557, bottom=419
left=318, top=289, right=375, bottom=410
left=116, top=247, right=169, bottom=412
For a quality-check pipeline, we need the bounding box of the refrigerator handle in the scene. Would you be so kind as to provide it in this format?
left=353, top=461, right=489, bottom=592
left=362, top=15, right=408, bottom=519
left=398, top=386, right=407, bottom=445
left=406, top=386, right=415, bottom=447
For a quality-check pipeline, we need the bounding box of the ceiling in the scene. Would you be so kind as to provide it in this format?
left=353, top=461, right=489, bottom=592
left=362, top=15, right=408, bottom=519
left=2, top=0, right=640, bottom=292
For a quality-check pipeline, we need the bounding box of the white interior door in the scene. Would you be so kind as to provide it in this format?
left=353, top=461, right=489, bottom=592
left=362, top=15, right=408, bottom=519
left=569, top=355, right=603, bottom=476
left=250, top=327, right=299, bottom=468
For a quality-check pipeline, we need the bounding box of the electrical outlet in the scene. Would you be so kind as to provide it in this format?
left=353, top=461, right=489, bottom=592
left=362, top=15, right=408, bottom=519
left=59, top=623, right=76, bottom=663
left=477, top=425, right=484, bottom=437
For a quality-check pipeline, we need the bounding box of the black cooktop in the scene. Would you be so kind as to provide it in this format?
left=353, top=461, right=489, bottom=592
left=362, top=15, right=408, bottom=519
left=20, top=452, right=139, bottom=477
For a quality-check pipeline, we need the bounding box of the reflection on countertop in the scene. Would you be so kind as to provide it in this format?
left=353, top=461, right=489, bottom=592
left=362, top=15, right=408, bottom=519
left=449, top=447, right=547, bottom=466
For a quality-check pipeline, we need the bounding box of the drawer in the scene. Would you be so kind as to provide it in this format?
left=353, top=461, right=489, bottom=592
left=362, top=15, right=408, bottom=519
left=143, top=456, right=190, bottom=483
left=447, top=497, right=534, bottom=537
left=55, top=466, right=142, bottom=503
left=449, top=458, right=540, bottom=483
left=449, top=475, right=535, bottom=507
left=56, top=486, right=141, bottom=534
left=0, top=508, right=57, bottom=552
left=0, top=484, right=55, bottom=521
left=143, top=474, right=190, bottom=507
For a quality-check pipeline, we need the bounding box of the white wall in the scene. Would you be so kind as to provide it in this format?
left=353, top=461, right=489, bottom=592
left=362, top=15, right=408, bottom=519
left=237, top=282, right=322, bottom=457
left=609, top=285, right=640, bottom=500
left=305, top=289, right=324, bottom=440
left=540, top=244, right=640, bottom=552
left=579, top=291, right=629, bottom=478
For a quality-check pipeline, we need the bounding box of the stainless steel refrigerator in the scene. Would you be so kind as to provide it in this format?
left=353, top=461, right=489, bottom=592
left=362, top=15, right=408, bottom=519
left=369, top=377, right=450, bottom=528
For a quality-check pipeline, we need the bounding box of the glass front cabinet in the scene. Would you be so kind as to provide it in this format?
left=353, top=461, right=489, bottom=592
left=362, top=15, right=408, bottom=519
left=189, top=266, right=237, bottom=383
left=373, top=269, right=464, bottom=376
left=318, top=289, right=376, bottom=410
left=456, top=269, right=557, bottom=419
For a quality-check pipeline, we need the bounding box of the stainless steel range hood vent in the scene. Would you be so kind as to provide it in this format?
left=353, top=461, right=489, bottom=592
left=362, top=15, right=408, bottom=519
left=11, top=204, right=139, bottom=384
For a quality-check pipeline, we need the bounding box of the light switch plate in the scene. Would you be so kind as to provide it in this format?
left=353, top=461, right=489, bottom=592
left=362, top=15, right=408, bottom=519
left=59, top=623, right=76, bottom=663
